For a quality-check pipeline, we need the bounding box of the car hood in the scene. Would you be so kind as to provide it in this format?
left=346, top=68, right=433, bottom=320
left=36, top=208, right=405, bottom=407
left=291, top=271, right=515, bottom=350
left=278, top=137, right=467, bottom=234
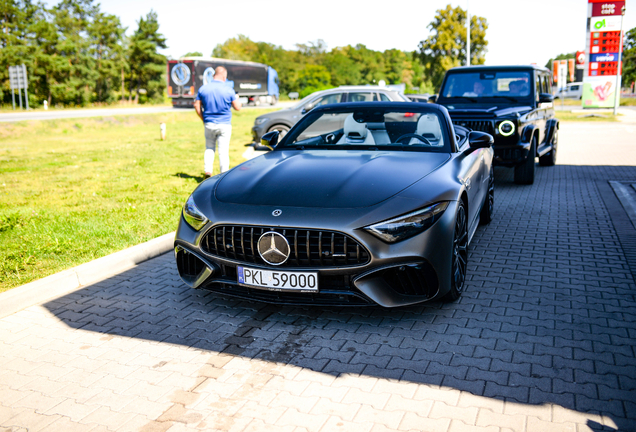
left=215, top=150, right=450, bottom=209
left=444, top=105, right=533, bottom=118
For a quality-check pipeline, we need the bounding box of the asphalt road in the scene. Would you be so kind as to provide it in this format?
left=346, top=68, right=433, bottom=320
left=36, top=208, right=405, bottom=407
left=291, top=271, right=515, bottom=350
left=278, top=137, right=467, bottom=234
left=0, top=116, right=635, bottom=431
left=0, top=101, right=296, bottom=123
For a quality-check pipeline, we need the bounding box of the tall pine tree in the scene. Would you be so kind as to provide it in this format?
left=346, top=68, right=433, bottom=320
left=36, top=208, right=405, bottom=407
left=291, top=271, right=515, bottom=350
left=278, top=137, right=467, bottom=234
left=127, top=10, right=166, bottom=103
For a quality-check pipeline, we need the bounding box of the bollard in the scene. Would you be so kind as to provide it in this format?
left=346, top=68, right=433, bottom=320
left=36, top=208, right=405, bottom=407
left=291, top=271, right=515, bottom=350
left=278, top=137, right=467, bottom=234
left=160, top=122, right=166, bottom=140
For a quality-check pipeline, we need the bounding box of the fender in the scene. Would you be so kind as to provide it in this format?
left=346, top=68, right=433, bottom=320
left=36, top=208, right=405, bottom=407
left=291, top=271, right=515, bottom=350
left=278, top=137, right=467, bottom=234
left=520, top=124, right=538, bottom=145
left=545, top=118, right=559, bottom=144
left=268, top=121, right=293, bottom=130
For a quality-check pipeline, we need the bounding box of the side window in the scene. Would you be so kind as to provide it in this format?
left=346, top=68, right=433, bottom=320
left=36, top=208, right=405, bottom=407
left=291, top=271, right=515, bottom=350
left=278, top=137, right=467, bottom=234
left=535, top=74, right=542, bottom=101
left=542, top=75, right=550, bottom=94
left=314, top=93, right=342, bottom=106
left=379, top=93, right=391, bottom=102
left=347, top=92, right=375, bottom=102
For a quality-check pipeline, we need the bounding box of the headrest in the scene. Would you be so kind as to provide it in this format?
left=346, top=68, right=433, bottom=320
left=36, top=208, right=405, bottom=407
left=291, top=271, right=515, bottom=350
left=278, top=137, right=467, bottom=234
left=416, top=114, right=442, bottom=139
left=343, top=114, right=368, bottom=139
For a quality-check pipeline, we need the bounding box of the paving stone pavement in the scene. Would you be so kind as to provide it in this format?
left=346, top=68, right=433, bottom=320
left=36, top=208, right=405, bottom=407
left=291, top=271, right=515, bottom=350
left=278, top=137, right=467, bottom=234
left=1, top=120, right=635, bottom=432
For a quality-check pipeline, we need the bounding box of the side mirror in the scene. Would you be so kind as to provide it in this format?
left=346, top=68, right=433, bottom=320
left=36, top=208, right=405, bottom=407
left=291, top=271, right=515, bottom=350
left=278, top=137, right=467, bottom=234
left=259, top=130, right=280, bottom=150
left=428, top=95, right=437, bottom=103
left=301, top=102, right=315, bottom=114
left=468, top=131, right=494, bottom=149
left=539, top=93, right=554, bottom=103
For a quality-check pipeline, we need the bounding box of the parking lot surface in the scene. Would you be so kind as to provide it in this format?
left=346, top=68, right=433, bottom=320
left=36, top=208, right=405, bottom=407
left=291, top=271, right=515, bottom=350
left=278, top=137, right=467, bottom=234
left=1, top=118, right=635, bottom=432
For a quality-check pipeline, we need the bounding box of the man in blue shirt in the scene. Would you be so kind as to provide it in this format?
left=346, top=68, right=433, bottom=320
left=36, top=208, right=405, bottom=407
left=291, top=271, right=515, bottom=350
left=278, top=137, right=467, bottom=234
left=194, top=66, right=242, bottom=177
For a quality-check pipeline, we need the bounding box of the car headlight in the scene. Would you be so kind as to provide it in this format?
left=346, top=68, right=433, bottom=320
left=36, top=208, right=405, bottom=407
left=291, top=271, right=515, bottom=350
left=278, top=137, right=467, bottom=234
left=183, top=195, right=208, bottom=231
left=498, top=120, right=516, bottom=137
left=364, top=202, right=449, bottom=243
left=254, top=118, right=269, bottom=125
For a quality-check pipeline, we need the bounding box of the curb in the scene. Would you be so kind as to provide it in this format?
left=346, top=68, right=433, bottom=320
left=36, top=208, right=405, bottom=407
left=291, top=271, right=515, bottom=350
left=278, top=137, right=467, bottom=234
left=0, top=232, right=175, bottom=319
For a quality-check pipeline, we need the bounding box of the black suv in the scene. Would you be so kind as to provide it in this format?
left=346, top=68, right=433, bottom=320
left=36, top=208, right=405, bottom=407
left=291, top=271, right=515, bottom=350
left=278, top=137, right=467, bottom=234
left=433, top=65, right=558, bottom=184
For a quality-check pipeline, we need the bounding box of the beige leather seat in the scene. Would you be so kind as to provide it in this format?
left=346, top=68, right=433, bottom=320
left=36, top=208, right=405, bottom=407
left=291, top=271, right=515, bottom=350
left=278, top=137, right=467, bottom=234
left=337, top=114, right=375, bottom=144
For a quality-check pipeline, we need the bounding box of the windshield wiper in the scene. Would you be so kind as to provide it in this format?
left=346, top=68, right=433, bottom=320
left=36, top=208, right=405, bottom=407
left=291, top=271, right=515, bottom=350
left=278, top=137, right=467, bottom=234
left=493, top=96, right=519, bottom=102
left=453, top=96, right=478, bottom=102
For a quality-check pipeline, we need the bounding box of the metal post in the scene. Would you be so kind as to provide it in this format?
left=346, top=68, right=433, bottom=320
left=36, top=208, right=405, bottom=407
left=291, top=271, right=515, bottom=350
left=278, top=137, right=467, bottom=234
left=22, top=64, right=29, bottom=110
left=11, top=89, right=15, bottom=110
left=613, top=13, right=624, bottom=116
left=466, top=6, right=471, bottom=66
left=18, top=87, right=22, bottom=109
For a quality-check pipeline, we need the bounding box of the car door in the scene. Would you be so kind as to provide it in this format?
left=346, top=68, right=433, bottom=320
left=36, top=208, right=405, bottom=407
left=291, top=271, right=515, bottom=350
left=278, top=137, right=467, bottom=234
left=456, top=136, right=483, bottom=230
left=534, top=72, right=547, bottom=146
left=541, top=73, right=554, bottom=145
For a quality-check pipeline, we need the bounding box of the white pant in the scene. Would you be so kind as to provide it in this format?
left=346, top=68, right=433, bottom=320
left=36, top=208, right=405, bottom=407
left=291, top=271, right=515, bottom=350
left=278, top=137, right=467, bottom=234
left=204, top=122, right=232, bottom=174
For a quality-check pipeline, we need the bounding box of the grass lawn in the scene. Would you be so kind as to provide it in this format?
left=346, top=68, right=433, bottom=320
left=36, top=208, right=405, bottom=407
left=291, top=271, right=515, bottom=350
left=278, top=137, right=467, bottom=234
left=555, top=111, right=619, bottom=122
left=0, top=108, right=274, bottom=292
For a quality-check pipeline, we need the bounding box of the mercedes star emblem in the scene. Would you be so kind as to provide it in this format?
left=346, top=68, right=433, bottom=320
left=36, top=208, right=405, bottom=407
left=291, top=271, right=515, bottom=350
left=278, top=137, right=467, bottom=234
left=257, top=232, right=290, bottom=265
left=272, top=209, right=282, bottom=217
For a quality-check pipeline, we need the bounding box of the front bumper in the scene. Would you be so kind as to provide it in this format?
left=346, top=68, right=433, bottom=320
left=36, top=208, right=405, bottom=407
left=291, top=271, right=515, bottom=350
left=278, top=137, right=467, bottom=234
left=251, top=124, right=268, bottom=143
left=493, top=141, right=532, bottom=167
left=174, top=201, right=458, bottom=308
left=450, top=119, right=529, bottom=167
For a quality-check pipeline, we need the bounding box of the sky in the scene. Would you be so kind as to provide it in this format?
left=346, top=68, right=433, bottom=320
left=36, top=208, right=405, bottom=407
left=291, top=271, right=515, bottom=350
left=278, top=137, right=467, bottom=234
left=51, top=0, right=636, bottom=67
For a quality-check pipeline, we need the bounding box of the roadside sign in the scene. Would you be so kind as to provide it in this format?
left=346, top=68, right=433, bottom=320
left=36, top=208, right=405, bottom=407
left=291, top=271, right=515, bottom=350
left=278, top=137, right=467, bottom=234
left=591, top=1, right=625, bottom=17
left=8, top=65, right=29, bottom=110
left=590, top=15, right=623, bottom=31
left=583, top=0, right=625, bottom=112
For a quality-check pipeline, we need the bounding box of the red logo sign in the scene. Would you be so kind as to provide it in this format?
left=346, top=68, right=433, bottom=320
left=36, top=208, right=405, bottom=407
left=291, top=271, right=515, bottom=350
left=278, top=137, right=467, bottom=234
left=576, top=51, right=586, bottom=64
left=591, top=1, right=625, bottom=16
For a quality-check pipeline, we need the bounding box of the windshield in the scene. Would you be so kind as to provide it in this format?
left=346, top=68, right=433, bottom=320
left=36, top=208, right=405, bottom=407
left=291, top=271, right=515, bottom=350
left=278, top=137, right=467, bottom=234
left=281, top=107, right=449, bottom=153
left=291, top=91, right=325, bottom=110
left=440, top=71, right=532, bottom=101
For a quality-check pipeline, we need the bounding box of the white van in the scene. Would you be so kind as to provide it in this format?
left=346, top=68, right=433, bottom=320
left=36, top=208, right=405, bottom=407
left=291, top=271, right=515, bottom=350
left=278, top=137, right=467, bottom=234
left=554, top=82, right=583, bottom=99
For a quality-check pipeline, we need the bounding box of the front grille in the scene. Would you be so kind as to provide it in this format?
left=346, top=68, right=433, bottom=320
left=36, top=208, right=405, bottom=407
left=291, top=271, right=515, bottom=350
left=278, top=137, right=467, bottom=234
left=201, top=225, right=370, bottom=267
left=202, top=263, right=372, bottom=306
left=452, top=120, right=494, bottom=134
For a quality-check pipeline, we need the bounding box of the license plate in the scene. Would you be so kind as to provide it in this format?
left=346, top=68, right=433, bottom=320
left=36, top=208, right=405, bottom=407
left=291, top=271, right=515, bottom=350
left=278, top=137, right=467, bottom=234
left=237, top=266, right=318, bottom=292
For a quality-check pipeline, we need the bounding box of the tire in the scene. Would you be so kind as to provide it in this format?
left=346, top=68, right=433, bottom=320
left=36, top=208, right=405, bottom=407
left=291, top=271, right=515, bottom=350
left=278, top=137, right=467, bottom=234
left=514, top=137, right=536, bottom=184
left=479, top=166, right=494, bottom=225
left=442, top=200, right=468, bottom=302
left=539, top=129, right=557, bottom=166
left=270, top=95, right=278, bottom=106
left=268, top=124, right=290, bottom=139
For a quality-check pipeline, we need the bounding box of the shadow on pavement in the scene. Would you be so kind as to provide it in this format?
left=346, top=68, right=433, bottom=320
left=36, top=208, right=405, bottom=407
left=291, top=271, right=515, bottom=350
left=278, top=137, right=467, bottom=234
left=43, top=163, right=636, bottom=431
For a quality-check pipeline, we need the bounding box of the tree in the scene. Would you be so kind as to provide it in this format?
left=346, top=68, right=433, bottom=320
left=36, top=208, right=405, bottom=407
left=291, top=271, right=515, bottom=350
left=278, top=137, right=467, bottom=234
left=127, top=10, right=167, bottom=103
left=50, top=0, right=100, bottom=106
left=88, top=11, right=125, bottom=103
left=182, top=51, right=202, bottom=57
left=418, top=5, right=488, bottom=89
left=544, top=52, right=575, bottom=70
left=622, top=27, right=636, bottom=89
left=295, top=64, right=331, bottom=98
left=0, top=0, right=57, bottom=107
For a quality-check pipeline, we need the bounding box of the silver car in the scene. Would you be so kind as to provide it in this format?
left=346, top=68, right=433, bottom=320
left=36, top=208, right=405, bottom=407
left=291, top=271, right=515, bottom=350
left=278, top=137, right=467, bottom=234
left=251, top=86, right=410, bottom=143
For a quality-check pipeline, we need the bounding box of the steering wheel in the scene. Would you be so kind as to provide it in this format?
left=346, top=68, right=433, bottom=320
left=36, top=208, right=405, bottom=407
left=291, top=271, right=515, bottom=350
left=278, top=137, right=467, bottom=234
left=395, top=133, right=432, bottom=145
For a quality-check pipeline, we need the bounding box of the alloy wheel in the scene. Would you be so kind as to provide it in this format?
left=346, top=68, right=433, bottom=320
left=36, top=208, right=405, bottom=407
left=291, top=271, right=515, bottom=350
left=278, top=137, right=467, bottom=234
left=452, top=203, right=468, bottom=293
